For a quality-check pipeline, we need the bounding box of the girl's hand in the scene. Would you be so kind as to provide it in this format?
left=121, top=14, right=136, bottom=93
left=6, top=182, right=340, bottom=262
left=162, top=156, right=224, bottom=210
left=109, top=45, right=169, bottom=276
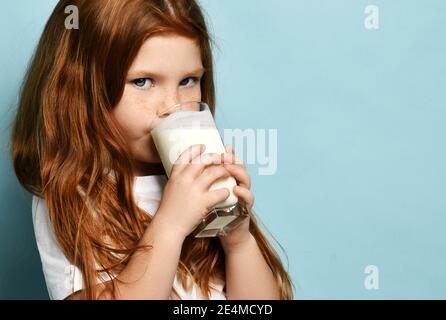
left=156, top=144, right=233, bottom=240
left=219, top=144, right=255, bottom=254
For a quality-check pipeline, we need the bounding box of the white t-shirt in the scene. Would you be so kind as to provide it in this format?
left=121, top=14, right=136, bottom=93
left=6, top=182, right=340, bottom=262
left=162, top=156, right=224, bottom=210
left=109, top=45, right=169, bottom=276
left=32, top=174, right=226, bottom=300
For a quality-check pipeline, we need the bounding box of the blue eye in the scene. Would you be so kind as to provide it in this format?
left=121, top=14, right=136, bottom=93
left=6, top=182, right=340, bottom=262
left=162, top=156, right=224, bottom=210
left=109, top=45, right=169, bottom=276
left=132, top=78, right=153, bottom=89
left=180, top=77, right=200, bottom=87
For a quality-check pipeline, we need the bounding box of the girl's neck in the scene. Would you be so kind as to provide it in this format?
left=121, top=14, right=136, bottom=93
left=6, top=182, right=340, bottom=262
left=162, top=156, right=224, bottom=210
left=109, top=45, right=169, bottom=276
left=133, top=161, right=165, bottom=177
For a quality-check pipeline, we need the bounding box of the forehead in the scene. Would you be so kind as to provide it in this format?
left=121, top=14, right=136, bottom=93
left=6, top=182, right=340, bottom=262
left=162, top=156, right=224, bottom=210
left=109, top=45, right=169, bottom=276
left=128, top=34, right=203, bottom=76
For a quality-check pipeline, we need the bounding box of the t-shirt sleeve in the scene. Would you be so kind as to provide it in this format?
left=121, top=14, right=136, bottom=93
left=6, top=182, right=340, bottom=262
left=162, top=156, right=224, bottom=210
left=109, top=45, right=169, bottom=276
left=32, top=196, right=84, bottom=300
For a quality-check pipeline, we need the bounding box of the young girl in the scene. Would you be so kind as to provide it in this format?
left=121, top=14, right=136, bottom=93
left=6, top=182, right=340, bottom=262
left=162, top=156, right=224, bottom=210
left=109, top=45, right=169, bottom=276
left=11, top=0, right=294, bottom=300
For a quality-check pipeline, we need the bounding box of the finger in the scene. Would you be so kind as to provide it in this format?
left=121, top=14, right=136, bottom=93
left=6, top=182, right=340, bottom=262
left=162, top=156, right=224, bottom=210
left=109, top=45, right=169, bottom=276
left=171, top=144, right=205, bottom=176
left=205, top=188, right=231, bottom=212
left=197, top=165, right=231, bottom=190
left=223, top=162, right=251, bottom=189
left=224, top=145, right=243, bottom=165
left=233, top=185, right=254, bottom=209
left=221, top=151, right=243, bottom=166
left=187, top=152, right=224, bottom=177
left=225, top=144, right=234, bottom=155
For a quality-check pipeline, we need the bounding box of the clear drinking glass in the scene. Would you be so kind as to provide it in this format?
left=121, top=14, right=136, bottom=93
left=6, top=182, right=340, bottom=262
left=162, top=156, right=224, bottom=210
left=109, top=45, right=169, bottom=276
left=150, top=101, right=249, bottom=238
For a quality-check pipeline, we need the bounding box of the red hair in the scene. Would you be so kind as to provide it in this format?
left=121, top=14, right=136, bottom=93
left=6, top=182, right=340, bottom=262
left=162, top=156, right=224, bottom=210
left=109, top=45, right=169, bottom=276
left=11, top=0, right=294, bottom=299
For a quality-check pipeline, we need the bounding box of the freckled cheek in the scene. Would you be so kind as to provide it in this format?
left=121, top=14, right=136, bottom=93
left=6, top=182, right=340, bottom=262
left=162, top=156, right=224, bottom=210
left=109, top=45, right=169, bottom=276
left=131, top=95, right=163, bottom=129
left=113, top=107, right=156, bottom=140
left=187, top=86, right=202, bottom=102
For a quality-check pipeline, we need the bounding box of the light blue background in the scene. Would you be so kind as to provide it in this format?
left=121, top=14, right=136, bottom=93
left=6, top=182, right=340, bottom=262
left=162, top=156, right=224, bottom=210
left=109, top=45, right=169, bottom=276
left=1, top=0, right=445, bottom=299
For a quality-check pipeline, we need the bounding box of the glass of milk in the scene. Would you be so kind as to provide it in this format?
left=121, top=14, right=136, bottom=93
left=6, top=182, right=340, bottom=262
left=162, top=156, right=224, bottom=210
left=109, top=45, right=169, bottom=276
left=150, top=101, right=249, bottom=238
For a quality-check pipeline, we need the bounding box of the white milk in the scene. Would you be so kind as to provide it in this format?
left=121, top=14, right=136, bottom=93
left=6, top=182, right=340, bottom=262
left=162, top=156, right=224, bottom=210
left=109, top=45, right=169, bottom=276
left=152, top=127, right=238, bottom=209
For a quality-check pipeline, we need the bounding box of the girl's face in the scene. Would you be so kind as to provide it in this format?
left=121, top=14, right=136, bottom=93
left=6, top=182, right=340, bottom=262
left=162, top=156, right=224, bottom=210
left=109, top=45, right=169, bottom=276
left=112, top=34, right=204, bottom=176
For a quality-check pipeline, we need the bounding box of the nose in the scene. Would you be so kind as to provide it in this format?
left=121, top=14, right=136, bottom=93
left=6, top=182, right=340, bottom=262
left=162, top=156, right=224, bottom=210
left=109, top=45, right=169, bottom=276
left=157, top=92, right=180, bottom=117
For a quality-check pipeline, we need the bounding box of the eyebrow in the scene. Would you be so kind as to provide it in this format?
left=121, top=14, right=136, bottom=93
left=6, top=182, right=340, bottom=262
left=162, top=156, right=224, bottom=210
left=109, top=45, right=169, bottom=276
left=127, top=67, right=206, bottom=79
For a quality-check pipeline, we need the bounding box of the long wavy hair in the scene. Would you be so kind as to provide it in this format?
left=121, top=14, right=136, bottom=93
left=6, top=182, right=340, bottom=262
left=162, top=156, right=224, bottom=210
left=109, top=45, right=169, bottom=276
left=10, top=0, right=294, bottom=300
